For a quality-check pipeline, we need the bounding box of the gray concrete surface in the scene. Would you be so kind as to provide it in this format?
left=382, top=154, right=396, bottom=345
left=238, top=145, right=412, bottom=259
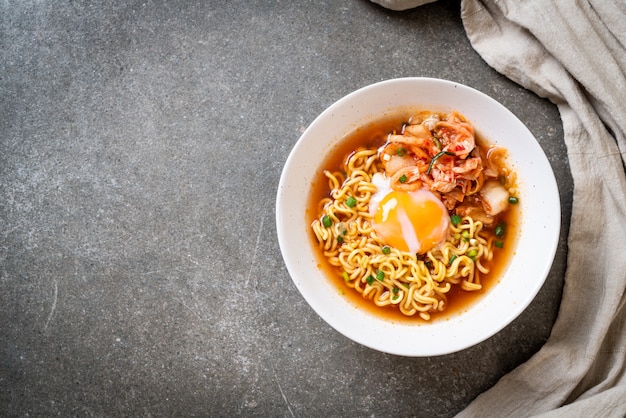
left=1, top=1, right=572, bottom=416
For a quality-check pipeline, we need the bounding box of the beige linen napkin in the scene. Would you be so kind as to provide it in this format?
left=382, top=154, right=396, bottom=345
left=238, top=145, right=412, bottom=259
left=373, top=0, right=626, bottom=416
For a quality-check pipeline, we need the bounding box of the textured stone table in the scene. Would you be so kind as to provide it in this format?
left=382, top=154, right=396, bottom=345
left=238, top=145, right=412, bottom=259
left=1, top=1, right=572, bottom=416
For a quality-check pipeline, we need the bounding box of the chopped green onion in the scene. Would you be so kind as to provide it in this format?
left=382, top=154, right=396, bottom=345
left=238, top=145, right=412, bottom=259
left=495, top=221, right=506, bottom=238
left=322, top=215, right=332, bottom=228
left=450, top=214, right=462, bottom=226
left=342, top=272, right=350, bottom=282
left=382, top=246, right=391, bottom=255
left=337, top=236, right=343, bottom=244
left=495, top=240, right=504, bottom=248
left=468, top=249, right=478, bottom=258
left=392, top=295, right=400, bottom=301
left=461, top=230, right=470, bottom=241
left=392, top=287, right=399, bottom=294
left=449, top=254, right=458, bottom=265
left=346, top=196, right=357, bottom=208
left=508, top=196, right=519, bottom=204
left=376, top=270, right=384, bottom=281
left=396, top=147, right=407, bottom=157
left=399, top=174, right=407, bottom=183
left=402, top=283, right=409, bottom=288
left=426, top=150, right=455, bottom=175
left=432, top=134, right=442, bottom=150
left=366, top=275, right=375, bottom=285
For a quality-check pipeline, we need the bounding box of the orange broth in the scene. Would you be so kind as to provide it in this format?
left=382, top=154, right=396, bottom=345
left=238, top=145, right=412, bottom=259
left=306, top=111, right=520, bottom=324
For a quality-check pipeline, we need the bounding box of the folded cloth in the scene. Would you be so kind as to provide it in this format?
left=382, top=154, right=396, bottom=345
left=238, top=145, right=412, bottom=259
left=373, top=1, right=626, bottom=416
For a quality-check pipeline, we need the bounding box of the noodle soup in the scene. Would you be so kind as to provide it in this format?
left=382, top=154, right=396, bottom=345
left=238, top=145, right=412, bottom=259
left=308, top=110, right=520, bottom=323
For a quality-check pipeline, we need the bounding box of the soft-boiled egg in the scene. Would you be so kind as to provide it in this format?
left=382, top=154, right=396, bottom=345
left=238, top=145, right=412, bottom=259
left=370, top=173, right=450, bottom=254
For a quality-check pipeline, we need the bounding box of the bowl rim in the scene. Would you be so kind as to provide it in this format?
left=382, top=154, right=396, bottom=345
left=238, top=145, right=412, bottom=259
left=276, top=77, right=561, bottom=356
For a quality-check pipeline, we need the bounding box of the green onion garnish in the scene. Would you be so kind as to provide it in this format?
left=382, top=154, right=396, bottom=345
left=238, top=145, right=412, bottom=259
left=337, top=236, right=343, bottom=244
left=432, top=134, right=442, bottom=150
left=397, top=147, right=407, bottom=157
left=342, top=272, right=350, bottom=282
left=468, top=249, right=478, bottom=258
left=495, top=240, right=504, bottom=248
left=376, top=270, right=384, bottom=281
left=426, top=150, right=455, bottom=175
left=450, top=214, right=462, bottom=226
left=508, top=196, right=519, bottom=204
left=366, top=275, right=375, bottom=285
left=382, top=246, right=391, bottom=255
left=449, top=254, right=458, bottom=265
left=346, top=196, right=357, bottom=208
left=322, top=215, right=332, bottom=228
left=495, top=221, right=506, bottom=238
left=399, top=174, right=407, bottom=183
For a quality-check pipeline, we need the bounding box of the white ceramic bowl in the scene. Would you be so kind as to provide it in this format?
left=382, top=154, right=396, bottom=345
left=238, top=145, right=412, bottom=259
left=276, top=78, right=560, bottom=357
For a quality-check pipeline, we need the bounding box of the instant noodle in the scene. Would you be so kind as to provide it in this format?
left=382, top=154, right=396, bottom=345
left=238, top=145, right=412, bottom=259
left=309, top=110, right=519, bottom=322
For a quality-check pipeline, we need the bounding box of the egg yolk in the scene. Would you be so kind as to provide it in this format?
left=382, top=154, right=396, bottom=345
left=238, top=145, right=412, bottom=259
left=373, top=189, right=450, bottom=254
